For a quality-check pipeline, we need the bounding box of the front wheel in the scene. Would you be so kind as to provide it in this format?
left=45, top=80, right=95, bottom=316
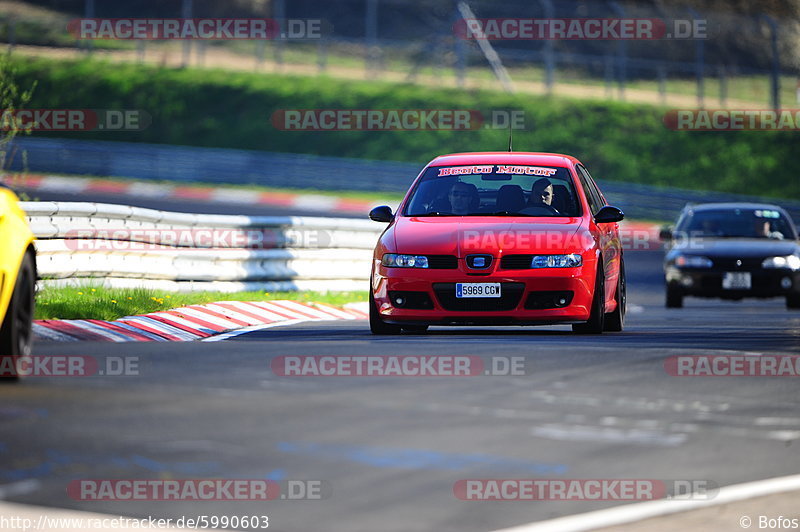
left=369, top=291, right=402, bottom=335
left=573, top=263, right=605, bottom=334
left=604, top=258, right=626, bottom=332
left=788, top=293, right=800, bottom=309
left=0, top=252, right=35, bottom=381
left=665, top=285, right=683, bottom=308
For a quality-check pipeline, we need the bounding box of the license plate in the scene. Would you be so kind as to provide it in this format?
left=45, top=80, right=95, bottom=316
left=456, top=283, right=501, bottom=298
left=722, top=272, right=751, bottom=290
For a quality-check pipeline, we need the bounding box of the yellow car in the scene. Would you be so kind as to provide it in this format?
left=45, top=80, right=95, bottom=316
left=0, top=184, right=36, bottom=379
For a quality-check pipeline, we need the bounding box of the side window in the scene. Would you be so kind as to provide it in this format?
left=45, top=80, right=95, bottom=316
left=575, top=165, right=601, bottom=215
left=581, top=165, right=607, bottom=208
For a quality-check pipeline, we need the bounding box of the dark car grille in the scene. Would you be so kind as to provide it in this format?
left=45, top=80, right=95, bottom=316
left=711, top=257, right=767, bottom=270
left=427, top=255, right=458, bottom=269
left=500, top=255, right=533, bottom=269
left=433, top=282, right=525, bottom=311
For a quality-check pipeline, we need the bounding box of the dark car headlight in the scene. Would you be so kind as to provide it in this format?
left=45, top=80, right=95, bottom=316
left=381, top=254, right=429, bottom=268
left=674, top=255, right=713, bottom=268
left=762, top=254, right=800, bottom=270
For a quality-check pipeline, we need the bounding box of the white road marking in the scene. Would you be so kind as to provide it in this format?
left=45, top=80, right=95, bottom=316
left=202, top=319, right=306, bottom=341
left=530, top=424, right=688, bottom=447
left=0, top=480, right=41, bottom=499
left=490, top=473, right=800, bottom=532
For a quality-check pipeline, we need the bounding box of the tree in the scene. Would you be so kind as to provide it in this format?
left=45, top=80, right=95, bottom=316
left=0, top=53, right=36, bottom=173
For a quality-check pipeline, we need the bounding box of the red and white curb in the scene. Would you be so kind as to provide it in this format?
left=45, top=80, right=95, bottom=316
left=33, top=300, right=369, bottom=342
left=3, top=174, right=389, bottom=215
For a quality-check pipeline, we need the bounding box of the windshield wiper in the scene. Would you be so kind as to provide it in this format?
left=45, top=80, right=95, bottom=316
left=415, top=211, right=456, bottom=217
left=487, top=211, right=533, bottom=216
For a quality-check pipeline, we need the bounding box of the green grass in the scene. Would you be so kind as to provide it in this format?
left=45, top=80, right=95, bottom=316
left=10, top=55, right=800, bottom=200
left=35, top=286, right=367, bottom=321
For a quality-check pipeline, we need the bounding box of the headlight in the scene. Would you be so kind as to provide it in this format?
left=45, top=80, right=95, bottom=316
left=674, top=255, right=713, bottom=268
left=531, top=254, right=582, bottom=268
left=762, top=255, right=800, bottom=270
left=381, top=254, right=429, bottom=268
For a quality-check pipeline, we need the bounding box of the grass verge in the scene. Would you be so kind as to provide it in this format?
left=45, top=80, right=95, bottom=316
left=35, top=286, right=368, bottom=321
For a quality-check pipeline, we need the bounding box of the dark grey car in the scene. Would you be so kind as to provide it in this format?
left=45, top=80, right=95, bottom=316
left=660, top=203, right=800, bottom=309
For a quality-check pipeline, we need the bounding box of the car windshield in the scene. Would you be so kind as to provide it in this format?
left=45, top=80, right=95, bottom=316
left=677, top=208, right=797, bottom=239
left=403, top=165, right=581, bottom=217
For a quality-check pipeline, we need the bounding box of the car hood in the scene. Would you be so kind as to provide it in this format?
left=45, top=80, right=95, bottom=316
left=671, top=238, right=800, bottom=257
left=388, top=216, right=585, bottom=257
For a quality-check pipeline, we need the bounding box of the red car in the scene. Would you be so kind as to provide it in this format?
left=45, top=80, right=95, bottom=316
left=368, top=152, right=626, bottom=334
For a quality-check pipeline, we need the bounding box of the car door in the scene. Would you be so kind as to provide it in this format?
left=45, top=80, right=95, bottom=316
left=576, top=164, right=619, bottom=307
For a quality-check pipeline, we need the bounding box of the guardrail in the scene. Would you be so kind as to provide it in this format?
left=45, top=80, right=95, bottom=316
left=9, top=137, right=800, bottom=223
left=23, top=202, right=384, bottom=293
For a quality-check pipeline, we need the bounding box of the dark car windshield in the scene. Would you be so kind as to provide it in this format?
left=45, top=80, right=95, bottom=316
left=403, top=165, right=581, bottom=217
left=676, top=207, right=798, bottom=240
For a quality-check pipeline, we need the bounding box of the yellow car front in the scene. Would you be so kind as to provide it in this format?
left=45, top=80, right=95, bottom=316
left=0, top=184, right=37, bottom=378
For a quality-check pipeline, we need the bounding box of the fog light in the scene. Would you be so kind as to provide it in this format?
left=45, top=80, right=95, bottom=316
left=681, top=275, right=694, bottom=287
left=557, top=297, right=568, bottom=307
left=782, top=277, right=793, bottom=290
left=394, top=296, right=406, bottom=307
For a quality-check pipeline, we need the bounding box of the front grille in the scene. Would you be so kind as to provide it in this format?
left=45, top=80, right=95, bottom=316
left=501, top=255, right=533, bottom=269
left=427, top=255, right=458, bottom=269
left=433, top=282, right=525, bottom=311
left=711, top=257, right=767, bottom=270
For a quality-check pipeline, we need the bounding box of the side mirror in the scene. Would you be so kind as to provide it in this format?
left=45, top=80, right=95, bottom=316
left=369, top=205, right=394, bottom=223
left=594, top=205, right=624, bottom=224
left=659, top=227, right=673, bottom=241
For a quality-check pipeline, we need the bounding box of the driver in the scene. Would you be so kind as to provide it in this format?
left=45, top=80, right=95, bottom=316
left=754, top=219, right=784, bottom=239
left=528, top=178, right=559, bottom=213
left=448, top=181, right=478, bottom=215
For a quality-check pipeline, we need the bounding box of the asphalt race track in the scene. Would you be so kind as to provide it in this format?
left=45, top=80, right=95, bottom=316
left=2, top=197, right=800, bottom=531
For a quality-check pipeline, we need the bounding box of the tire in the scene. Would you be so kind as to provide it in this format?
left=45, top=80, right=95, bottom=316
left=369, top=291, right=402, bottom=335
left=665, top=285, right=683, bottom=308
left=788, top=293, right=800, bottom=309
left=402, top=325, right=429, bottom=334
left=0, top=251, right=35, bottom=381
left=572, top=262, right=605, bottom=334
left=604, top=257, right=626, bottom=332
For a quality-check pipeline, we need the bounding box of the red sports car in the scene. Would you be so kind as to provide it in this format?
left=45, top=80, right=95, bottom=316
left=368, top=152, right=626, bottom=334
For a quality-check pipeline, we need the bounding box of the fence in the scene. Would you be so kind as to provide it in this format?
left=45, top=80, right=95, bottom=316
left=24, top=201, right=384, bottom=292
left=9, top=137, right=800, bottom=223
left=3, top=0, right=797, bottom=108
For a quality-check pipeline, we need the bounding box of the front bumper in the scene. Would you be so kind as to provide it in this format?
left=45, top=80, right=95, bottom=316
left=372, top=264, right=595, bottom=325
left=665, top=266, right=800, bottom=299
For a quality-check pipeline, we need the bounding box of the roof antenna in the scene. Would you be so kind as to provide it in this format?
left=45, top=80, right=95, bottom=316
left=507, top=124, right=513, bottom=152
